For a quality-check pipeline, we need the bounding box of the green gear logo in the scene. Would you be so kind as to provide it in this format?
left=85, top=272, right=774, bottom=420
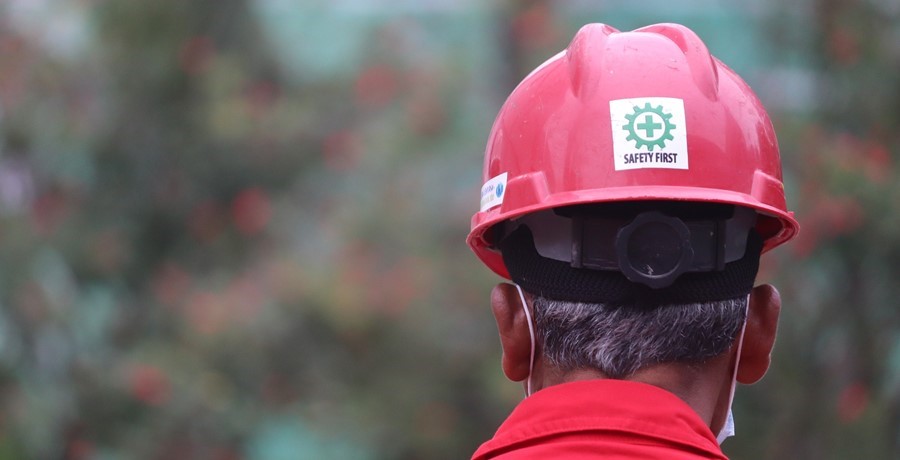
left=623, top=103, right=676, bottom=151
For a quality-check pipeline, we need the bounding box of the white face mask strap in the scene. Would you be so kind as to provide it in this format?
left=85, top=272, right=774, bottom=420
left=717, top=293, right=751, bottom=444
left=514, top=284, right=536, bottom=397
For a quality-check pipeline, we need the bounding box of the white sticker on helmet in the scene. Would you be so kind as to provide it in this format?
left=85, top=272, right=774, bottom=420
left=610, top=97, right=689, bottom=171
left=480, top=172, right=508, bottom=212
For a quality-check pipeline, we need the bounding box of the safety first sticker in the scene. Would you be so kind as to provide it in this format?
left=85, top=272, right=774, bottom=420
left=609, top=97, right=688, bottom=171
left=480, top=172, right=507, bottom=212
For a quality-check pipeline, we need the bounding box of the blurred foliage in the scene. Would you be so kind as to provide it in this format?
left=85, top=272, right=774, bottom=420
left=0, top=0, right=898, bottom=459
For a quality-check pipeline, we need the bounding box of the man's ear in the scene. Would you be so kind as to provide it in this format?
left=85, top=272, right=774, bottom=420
left=491, top=283, right=533, bottom=382
left=737, top=284, right=781, bottom=384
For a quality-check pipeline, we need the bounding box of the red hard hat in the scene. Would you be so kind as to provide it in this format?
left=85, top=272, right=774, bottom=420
left=467, top=23, right=799, bottom=279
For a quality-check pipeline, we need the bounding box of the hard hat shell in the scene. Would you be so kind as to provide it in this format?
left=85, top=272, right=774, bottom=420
left=468, top=23, right=799, bottom=279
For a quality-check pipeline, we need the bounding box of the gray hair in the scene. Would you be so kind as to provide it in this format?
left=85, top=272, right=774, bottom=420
left=531, top=295, right=748, bottom=379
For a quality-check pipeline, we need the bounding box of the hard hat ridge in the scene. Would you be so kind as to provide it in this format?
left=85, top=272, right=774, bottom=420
left=632, top=23, right=720, bottom=101
left=566, top=23, right=617, bottom=99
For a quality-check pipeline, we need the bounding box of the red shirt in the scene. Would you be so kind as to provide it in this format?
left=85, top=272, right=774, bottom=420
left=472, top=379, right=728, bottom=459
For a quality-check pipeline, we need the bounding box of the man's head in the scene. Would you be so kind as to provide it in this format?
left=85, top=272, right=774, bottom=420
left=488, top=281, right=782, bottom=440
left=467, top=23, right=798, bottom=440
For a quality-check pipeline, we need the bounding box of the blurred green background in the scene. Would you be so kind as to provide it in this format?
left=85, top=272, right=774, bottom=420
left=0, top=0, right=898, bottom=459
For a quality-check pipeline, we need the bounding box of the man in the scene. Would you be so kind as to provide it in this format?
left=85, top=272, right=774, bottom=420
left=466, top=23, right=799, bottom=459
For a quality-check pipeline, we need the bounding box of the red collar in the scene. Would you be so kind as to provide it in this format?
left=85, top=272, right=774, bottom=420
left=473, top=379, right=726, bottom=459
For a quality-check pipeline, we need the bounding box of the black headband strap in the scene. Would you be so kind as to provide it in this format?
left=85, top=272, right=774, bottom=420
left=499, top=224, right=763, bottom=305
left=502, top=206, right=756, bottom=289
